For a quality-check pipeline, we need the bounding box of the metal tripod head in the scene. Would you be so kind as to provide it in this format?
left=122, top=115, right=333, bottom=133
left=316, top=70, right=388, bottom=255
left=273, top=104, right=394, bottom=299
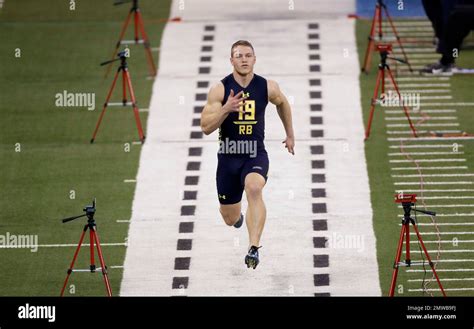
left=376, top=43, right=409, bottom=68
left=61, top=198, right=97, bottom=224
left=395, top=194, right=436, bottom=224
left=114, top=0, right=138, bottom=9
left=100, top=50, right=129, bottom=68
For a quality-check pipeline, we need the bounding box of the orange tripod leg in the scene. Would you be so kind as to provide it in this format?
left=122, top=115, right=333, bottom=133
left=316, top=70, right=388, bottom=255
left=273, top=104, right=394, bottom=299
left=365, top=67, right=383, bottom=140
left=60, top=225, right=87, bottom=296
left=383, top=6, right=413, bottom=72
left=389, top=224, right=406, bottom=297
left=104, top=10, right=133, bottom=78
left=124, top=69, right=145, bottom=143
left=136, top=9, right=157, bottom=76
left=412, top=225, right=447, bottom=297
left=362, top=5, right=380, bottom=73
left=386, top=68, right=417, bottom=137
left=91, top=68, right=122, bottom=143
left=92, top=228, right=113, bottom=297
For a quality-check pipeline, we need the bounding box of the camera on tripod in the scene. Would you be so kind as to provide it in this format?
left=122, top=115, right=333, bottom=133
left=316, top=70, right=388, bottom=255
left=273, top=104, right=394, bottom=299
left=394, top=193, right=416, bottom=205
left=375, top=43, right=392, bottom=54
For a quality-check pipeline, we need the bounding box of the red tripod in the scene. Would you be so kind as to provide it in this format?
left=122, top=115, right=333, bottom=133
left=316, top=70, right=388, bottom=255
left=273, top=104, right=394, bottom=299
left=60, top=199, right=112, bottom=297
left=91, top=51, right=145, bottom=144
left=104, top=0, right=156, bottom=78
left=362, top=0, right=412, bottom=73
left=389, top=194, right=446, bottom=297
left=365, top=44, right=417, bottom=140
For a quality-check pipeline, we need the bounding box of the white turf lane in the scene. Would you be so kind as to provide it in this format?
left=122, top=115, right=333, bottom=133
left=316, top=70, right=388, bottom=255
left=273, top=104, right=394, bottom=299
left=121, top=0, right=380, bottom=296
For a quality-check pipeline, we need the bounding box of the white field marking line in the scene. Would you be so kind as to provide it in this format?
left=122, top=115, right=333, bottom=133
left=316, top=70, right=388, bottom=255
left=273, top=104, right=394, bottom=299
left=389, top=151, right=463, bottom=156
left=409, top=239, right=474, bottom=243
left=385, top=83, right=451, bottom=88
left=387, top=130, right=461, bottom=135
left=421, top=102, right=474, bottom=106
left=389, top=144, right=462, bottom=148
left=390, top=54, right=441, bottom=59
left=139, top=108, right=149, bottom=112
left=392, top=174, right=474, bottom=178
left=407, top=269, right=474, bottom=273
left=402, top=213, right=474, bottom=218
left=390, top=159, right=466, bottom=163
left=391, top=167, right=468, bottom=171
left=391, top=89, right=452, bottom=93
left=408, top=278, right=474, bottom=282
left=400, top=258, right=474, bottom=262
left=394, top=181, right=473, bottom=185
left=388, top=137, right=474, bottom=142
left=404, top=249, right=474, bottom=253
left=116, top=220, right=131, bottom=223
left=381, top=21, right=432, bottom=26
left=387, top=123, right=459, bottom=128
left=394, top=189, right=474, bottom=192
left=0, top=243, right=128, bottom=248
left=385, top=110, right=456, bottom=114
left=386, top=77, right=449, bottom=81
left=409, top=231, right=474, bottom=235
left=392, top=49, right=435, bottom=53
left=394, top=189, right=474, bottom=193
left=417, top=95, right=453, bottom=100
left=415, top=196, right=474, bottom=200
left=124, top=179, right=137, bottom=183
left=132, top=141, right=142, bottom=145
left=402, top=204, right=474, bottom=208
left=385, top=116, right=458, bottom=121
left=409, top=222, right=474, bottom=226
left=408, top=288, right=474, bottom=292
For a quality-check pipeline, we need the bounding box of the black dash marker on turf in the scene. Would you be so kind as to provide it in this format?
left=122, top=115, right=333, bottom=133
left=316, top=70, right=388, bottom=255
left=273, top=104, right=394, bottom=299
left=188, top=147, right=202, bottom=156
left=195, top=93, right=207, bottom=101
left=312, top=174, right=326, bottom=183
left=177, top=239, right=192, bottom=250
left=193, top=106, right=203, bottom=114
left=308, top=44, right=320, bottom=50
left=312, top=203, right=327, bottom=213
left=197, top=81, right=209, bottom=88
left=190, top=131, right=203, bottom=139
left=310, top=91, right=322, bottom=99
left=179, top=222, right=194, bottom=233
left=172, top=277, right=189, bottom=289
left=185, top=176, right=199, bottom=185
left=313, top=237, right=328, bottom=248
left=313, top=220, right=328, bottom=231
left=310, top=117, right=323, bottom=125
left=201, top=45, right=213, bottom=52
left=192, top=118, right=200, bottom=127
left=313, top=255, right=329, bottom=268
left=311, top=130, right=324, bottom=138
left=199, top=67, right=211, bottom=74
left=309, top=79, right=321, bottom=86
left=312, top=188, right=326, bottom=198
left=308, top=23, right=319, bottom=29
left=204, top=25, right=215, bottom=31
left=174, top=257, right=191, bottom=270
left=314, top=274, right=330, bottom=286
left=203, top=35, right=214, bottom=41
left=186, top=162, right=201, bottom=171
left=312, top=160, right=325, bottom=169
left=309, top=54, right=321, bottom=60
left=310, top=104, right=322, bottom=112
left=200, top=56, right=212, bottom=62
left=310, top=145, right=324, bottom=154
left=180, top=205, right=196, bottom=216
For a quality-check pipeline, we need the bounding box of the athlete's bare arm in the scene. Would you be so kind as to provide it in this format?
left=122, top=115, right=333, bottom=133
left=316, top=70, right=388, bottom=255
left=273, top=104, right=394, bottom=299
left=268, top=80, right=295, bottom=155
left=201, top=83, right=245, bottom=135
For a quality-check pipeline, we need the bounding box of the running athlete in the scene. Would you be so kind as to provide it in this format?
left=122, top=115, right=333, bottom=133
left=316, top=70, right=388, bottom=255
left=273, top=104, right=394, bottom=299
left=200, top=40, right=295, bottom=269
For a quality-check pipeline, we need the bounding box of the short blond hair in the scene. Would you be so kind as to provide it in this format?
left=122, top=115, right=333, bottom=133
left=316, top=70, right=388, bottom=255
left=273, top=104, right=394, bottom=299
left=231, top=40, right=255, bottom=57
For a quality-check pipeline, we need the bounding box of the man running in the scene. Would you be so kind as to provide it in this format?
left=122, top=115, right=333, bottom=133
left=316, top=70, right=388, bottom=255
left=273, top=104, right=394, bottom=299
left=200, top=40, right=295, bottom=269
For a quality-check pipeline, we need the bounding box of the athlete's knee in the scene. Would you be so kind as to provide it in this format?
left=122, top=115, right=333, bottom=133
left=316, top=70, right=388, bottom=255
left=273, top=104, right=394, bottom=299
left=245, top=181, right=263, bottom=200
left=220, top=205, right=241, bottom=226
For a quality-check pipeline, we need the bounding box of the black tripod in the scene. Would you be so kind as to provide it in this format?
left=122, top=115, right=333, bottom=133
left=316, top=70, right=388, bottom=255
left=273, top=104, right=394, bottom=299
left=60, top=199, right=112, bottom=297
left=91, top=50, right=145, bottom=144
left=389, top=194, right=446, bottom=297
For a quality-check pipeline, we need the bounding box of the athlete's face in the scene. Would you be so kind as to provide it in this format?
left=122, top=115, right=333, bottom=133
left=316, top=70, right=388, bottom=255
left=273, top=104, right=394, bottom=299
left=230, top=46, right=256, bottom=76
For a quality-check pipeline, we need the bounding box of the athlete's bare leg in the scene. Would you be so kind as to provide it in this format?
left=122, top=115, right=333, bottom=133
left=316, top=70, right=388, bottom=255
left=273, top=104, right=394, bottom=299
left=219, top=202, right=242, bottom=226
left=244, top=173, right=266, bottom=247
